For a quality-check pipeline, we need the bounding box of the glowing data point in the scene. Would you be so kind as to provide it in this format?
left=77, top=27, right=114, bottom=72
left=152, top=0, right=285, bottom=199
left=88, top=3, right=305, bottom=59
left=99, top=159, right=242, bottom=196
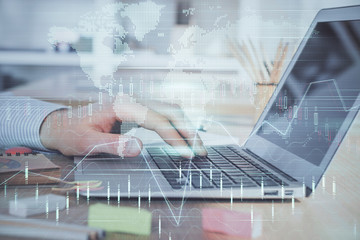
left=148, top=184, right=151, bottom=207
left=138, top=190, right=141, bottom=212
left=107, top=181, right=110, bottom=204
left=312, top=177, right=316, bottom=198
left=76, top=185, right=79, bottom=205
left=35, top=184, right=39, bottom=200
left=87, top=182, right=90, bottom=204
left=271, top=201, right=274, bottom=222
left=56, top=203, right=59, bottom=223
left=45, top=196, right=49, bottom=218
left=128, top=175, right=131, bottom=199
left=158, top=215, right=161, bottom=239
left=332, top=176, right=336, bottom=198
left=66, top=192, right=69, bottom=215
left=24, top=161, right=28, bottom=184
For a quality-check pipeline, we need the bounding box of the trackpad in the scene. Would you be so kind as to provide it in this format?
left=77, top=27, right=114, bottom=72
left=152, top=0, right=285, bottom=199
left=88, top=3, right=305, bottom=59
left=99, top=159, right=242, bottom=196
left=74, top=154, right=170, bottom=195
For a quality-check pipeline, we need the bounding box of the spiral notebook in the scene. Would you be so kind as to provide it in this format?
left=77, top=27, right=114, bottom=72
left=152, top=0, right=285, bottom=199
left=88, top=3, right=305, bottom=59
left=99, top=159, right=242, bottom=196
left=0, top=153, right=61, bottom=185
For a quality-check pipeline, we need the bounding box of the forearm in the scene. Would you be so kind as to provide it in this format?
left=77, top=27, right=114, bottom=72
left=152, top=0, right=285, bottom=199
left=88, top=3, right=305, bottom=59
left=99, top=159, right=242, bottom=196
left=0, top=94, right=65, bottom=151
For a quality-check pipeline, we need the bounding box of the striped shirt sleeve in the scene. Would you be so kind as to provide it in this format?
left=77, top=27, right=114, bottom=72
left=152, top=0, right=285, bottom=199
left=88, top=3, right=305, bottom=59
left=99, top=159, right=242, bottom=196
left=0, top=93, right=65, bottom=151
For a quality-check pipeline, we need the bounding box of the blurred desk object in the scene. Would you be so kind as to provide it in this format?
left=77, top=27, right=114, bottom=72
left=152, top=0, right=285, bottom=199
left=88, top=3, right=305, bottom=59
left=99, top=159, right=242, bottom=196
left=228, top=38, right=293, bottom=122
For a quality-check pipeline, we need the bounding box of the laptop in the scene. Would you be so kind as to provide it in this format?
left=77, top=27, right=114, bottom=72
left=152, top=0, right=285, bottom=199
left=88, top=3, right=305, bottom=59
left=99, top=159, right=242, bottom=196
left=74, top=5, right=360, bottom=199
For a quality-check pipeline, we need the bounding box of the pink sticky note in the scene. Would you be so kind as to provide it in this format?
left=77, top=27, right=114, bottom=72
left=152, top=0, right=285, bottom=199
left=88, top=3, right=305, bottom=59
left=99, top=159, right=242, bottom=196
left=202, top=208, right=262, bottom=238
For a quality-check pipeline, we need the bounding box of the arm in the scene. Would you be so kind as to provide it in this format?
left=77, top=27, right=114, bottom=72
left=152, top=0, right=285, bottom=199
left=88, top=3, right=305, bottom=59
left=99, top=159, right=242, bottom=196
left=39, top=95, right=207, bottom=158
left=0, top=94, right=66, bottom=151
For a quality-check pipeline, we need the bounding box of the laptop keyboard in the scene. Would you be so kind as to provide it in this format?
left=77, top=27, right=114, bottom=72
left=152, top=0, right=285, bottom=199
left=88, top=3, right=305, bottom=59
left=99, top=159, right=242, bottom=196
left=146, top=145, right=290, bottom=190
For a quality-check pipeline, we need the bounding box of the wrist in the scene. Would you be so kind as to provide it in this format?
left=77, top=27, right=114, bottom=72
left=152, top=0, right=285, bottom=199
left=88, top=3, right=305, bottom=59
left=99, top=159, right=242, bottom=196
left=39, top=109, right=64, bottom=151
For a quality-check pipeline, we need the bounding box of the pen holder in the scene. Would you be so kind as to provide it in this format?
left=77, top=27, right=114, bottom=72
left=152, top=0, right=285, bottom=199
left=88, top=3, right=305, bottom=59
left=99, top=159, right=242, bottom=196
left=253, top=82, right=278, bottom=123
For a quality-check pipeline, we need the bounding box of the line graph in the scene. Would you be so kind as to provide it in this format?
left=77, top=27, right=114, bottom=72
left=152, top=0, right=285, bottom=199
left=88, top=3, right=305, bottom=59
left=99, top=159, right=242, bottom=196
left=253, top=78, right=359, bottom=137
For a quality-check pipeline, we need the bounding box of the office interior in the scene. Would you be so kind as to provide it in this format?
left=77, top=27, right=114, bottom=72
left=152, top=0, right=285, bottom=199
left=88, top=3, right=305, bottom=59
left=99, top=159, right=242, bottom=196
left=1, top=0, right=359, bottom=135
left=0, top=1, right=360, bottom=239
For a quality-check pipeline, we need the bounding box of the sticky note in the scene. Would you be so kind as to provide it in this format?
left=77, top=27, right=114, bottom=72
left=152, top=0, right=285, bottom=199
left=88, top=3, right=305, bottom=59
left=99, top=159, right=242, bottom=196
left=202, top=208, right=262, bottom=238
left=88, top=204, right=152, bottom=236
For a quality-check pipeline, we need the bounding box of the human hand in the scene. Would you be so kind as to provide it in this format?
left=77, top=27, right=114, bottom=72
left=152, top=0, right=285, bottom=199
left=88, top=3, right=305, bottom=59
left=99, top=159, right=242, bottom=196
left=39, top=95, right=207, bottom=158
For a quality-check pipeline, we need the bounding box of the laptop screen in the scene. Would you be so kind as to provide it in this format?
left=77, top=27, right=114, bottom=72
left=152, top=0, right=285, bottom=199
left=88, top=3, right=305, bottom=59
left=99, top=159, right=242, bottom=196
left=255, top=20, right=360, bottom=167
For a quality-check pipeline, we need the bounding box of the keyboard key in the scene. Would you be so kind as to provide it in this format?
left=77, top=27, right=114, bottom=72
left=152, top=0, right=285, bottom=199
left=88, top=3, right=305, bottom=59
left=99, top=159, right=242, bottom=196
left=182, top=168, right=196, bottom=177
left=170, top=156, right=183, bottom=162
left=221, top=153, right=238, bottom=158
left=235, top=164, right=253, bottom=168
left=212, top=175, right=233, bottom=187
left=147, top=148, right=165, bottom=156
left=212, top=146, right=228, bottom=150
left=221, top=167, right=239, bottom=172
left=233, top=175, right=254, bottom=181
left=191, top=173, right=213, bottom=188
left=213, top=181, right=234, bottom=188
left=229, top=172, right=247, bottom=178
left=202, top=169, right=221, bottom=178
left=226, top=156, right=242, bottom=161
left=162, top=170, right=178, bottom=178
left=181, top=162, right=196, bottom=170
left=207, top=155, right=225, bottom=160
left=231, top=178, right=251, bottom=184
left=153, top=157, right=176, bottom=169
left=193, top=159, right=212, bottom=169
left=161, top=170, right=184, bottom=189
left=262, top=179, right=279, bottom=186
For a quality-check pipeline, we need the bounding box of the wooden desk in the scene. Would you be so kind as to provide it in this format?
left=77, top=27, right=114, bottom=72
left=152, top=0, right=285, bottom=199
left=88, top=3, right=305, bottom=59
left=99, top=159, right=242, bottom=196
left=1, top=72, right=360, bottom=239
left=0, top=112, right=359, bottom=240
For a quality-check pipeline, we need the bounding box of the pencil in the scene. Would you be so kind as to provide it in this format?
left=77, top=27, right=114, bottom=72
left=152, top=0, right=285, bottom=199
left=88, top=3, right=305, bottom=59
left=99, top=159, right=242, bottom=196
left=239, top=40, right=263, bottom=82
left=270, top=40, right=283, bottom=83
left=274, top=42, right=289, bottom=83
left=260, top=42, right=273, bottom=75
left=227, top=38, right=256, bottom=81
left=228, top=37, right=288, bottom=85
left=248, top=39, right=270, bottom=83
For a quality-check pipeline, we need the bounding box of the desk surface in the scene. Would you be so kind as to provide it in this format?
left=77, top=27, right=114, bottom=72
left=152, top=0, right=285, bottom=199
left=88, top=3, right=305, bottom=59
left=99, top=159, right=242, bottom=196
left=1, top=74, right=360, bottom=240
left=0, top=113, right=359, bottom=240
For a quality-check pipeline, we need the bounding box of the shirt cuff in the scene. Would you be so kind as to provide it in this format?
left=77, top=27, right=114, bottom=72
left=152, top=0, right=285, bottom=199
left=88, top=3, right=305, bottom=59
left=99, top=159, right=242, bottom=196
left=0, top=95, right=66, bottom=151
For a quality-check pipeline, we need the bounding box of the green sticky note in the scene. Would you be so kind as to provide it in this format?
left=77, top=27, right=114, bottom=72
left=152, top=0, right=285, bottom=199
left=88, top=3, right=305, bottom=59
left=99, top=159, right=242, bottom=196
left=88, top=203, right=152, bottom=236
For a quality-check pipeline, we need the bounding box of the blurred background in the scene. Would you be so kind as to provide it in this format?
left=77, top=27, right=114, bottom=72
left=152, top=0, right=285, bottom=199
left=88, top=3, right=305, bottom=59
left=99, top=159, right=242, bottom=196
left=0, top=0, right=359, bottom=136
left=1, top=0, right=359, bottom=90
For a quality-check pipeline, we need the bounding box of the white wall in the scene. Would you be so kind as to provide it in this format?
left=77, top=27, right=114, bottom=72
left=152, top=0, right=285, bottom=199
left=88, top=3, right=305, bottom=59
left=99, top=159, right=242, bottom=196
left=236, top=0, right=360, bottom=59
left=0, top=0, right=175, bottom=54
left=0, top=0, right=95, bottom=51
left=0, top=0, right=176, bottom=87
